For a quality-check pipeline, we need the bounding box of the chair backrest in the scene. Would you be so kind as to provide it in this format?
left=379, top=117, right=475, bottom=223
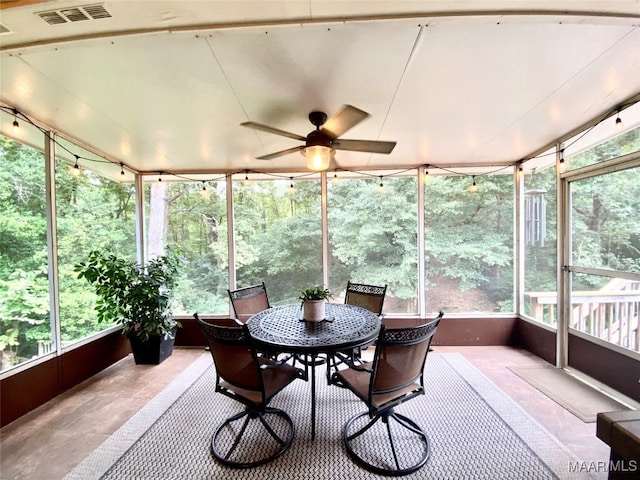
left=345, top=281, right=387, bottom=315
left=195, top=315, right=263, bottom=393
left=369, top=313, right=442, bottom=399
left=228, top=282, right=270, bottom=324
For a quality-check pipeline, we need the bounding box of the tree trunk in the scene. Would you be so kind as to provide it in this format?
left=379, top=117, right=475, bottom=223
left=148, top=181, right=170, bottom=259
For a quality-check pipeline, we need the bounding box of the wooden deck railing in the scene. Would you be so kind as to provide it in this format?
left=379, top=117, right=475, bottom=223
left=524, top=289, right=640, bottom=353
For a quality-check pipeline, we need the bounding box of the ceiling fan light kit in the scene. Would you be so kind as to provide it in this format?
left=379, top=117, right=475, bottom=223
left=302, top=144, right=334, bottom=171
left=241, top=105, right=396, bottom=171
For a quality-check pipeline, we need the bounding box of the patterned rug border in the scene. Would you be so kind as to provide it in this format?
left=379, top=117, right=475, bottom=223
left=65, top=352, right=596, bottom=480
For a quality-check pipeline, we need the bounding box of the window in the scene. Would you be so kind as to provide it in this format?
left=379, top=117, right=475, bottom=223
left=145, top=179, right=230, bottom=315
left=233, top=176, right=322, bottom=305
left=424, top=172, right=514, bottom=313
left=328, top=175, right=418, bottom=313
left=0, top=134, right=50, bottom=371
left=566, top=121, right=640, bottom=353
left=55, top=138, right=136, bottom=345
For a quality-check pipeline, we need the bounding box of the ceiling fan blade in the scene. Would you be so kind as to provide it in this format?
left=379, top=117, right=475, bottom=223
left=332, top=139, right=396, bottom=154
left=241, top=121, right=306, bottom=141
left=256, top=145, right=304, bottom=160
left=321, top=105, right=369, bottom=138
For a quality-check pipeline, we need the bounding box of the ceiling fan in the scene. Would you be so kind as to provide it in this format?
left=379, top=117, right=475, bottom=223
left=241, top=105, right=396, bottom=171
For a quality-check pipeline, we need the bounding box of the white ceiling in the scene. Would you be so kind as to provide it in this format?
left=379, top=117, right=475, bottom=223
left=1, top=1, right=639, bottom=180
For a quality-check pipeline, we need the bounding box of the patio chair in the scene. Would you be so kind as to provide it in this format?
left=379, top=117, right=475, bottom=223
left=333, top=313, right=442, bottom=476
left=330, top=282, right=387, bottom=374
left=228, top=282, right=294, bottom=363
left=344, top=281, right=387, bottom=315
left=228, top=282, right=270, bottom=324
left=195, top=314, right=304, bottom=468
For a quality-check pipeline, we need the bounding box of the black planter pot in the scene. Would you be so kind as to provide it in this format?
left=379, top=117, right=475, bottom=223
left=128, top=326, right=177, bottom=365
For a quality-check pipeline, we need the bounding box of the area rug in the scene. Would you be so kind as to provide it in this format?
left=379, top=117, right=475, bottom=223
left=65, top=353, right=597, bottom=480
left=508, top=365, right=629, bottom=423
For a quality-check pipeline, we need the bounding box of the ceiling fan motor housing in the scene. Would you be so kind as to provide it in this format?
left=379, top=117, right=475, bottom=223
left=306, top=129, right=333, bottom=148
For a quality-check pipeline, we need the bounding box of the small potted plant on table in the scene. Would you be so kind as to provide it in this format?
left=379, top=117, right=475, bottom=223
left=74, top=249, right=182, bottom=365
left=299, top=287, right=332, bottom=322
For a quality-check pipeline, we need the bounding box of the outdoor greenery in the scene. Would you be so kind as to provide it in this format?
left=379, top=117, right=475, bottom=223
left=1, top=124, right=639, bottom=369
left=299, top=287, right=333, bottom=301
left=74, top=249, right=182, bottom=340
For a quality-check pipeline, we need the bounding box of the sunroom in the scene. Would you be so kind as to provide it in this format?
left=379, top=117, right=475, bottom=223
left=0, top=1, right=639, bottom=476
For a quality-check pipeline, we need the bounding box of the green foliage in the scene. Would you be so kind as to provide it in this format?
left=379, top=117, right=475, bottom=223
left=299, top=287, right=332, bottom=301
left=74, top=249, right=183, bottom=340
left=233, top=180, right=323, bottom=303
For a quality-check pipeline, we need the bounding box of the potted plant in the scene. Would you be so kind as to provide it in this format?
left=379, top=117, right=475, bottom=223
left=299, top=287, right=332, bottom=322
left=74, top=249, right=182, bottom=365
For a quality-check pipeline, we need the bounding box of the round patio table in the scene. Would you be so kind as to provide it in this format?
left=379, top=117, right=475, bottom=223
left=247, top=303, right=381, bottom=440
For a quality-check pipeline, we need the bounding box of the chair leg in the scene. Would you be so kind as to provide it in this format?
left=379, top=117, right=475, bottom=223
left=257, top=407, right=290, bottom=446
left=211, top=407, right=295, bottom=469
left=343, top=410, right=430, bottom=477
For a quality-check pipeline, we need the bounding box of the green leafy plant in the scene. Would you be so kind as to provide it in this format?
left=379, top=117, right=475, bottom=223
left=74, top=249, right=182, bottom=341
left=299, top=287, right=332, bottom=301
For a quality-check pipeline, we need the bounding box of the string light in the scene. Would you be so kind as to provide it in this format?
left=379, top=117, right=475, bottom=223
left=242, top=170, right=250, bottom=185
left=469, top=176, right=478, bottom=193
left=7, top=103, right=632, bottom=192
left=288, top=177, right=295, bottom=194
left=12, top=109, right=19, bottom=133
left=199, top=181, right=211, bottom=197
left=72, top=155, right=81, bottom=176
left=615, top=109, right=623, bottom=130
left=423, top=165, right=431, bottom=181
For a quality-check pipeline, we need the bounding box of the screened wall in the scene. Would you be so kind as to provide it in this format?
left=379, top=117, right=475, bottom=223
left=1, top=100, right=639, bottom=374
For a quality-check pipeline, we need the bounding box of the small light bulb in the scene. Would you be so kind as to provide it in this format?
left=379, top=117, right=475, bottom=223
left=11, top=109, right=19, bottom=133
left=469, top=176, right=478, bottom=193
left=615, top=115, right=623, bottom=130
left=72, top=156, right=81, bottom=176
left=200, top=182, right=211, bottom=197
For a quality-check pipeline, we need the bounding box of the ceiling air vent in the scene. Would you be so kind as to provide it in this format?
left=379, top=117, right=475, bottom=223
left=36, top=4, right=112, bottom=25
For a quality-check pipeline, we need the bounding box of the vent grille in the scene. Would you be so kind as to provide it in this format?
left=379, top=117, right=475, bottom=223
left=37, top=4, right=112, bottom=25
